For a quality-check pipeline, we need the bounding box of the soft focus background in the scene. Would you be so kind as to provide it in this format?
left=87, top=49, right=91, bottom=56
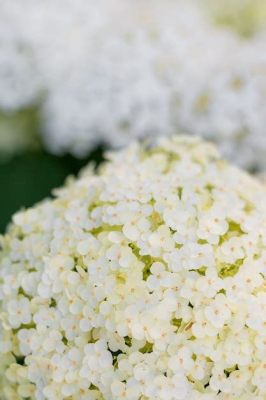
left=0, top=0, right=266, bottom=232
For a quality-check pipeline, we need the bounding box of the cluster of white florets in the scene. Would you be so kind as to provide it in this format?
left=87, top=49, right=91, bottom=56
left=1, top=0, right=266, bottom=169
left=1, top=136, right=266, bottom=399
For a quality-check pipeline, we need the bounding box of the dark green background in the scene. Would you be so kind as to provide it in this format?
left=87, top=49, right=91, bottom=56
left=0, top=108, right=105, bottom=233
left=0, top=148, right=104, bottom=233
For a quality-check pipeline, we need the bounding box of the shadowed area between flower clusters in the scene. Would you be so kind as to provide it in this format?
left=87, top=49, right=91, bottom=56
left=0, top=147, right=105, bottom=233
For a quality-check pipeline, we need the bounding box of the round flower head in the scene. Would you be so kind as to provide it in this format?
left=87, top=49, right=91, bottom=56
left=1, top=135, right=266, bottom=399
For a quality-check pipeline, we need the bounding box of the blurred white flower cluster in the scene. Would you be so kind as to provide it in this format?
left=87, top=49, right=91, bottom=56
left=0, top=0, right=266, bottom=169
left=2, top=136, right=266, bottom=399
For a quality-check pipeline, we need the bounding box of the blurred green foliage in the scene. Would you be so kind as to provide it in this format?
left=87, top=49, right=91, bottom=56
left=0, top=141, right=104, bottom=234
left=204, top=0, right=266, bottom=37
left=0, top=108, right=41, bottom=159
left=0, top=106, right=105, bottom=233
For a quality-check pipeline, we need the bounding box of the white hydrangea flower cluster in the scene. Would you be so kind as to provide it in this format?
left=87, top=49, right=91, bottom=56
left=1, top=136, right=266, bottom=399
left=1, top=0, right=266, bottom=169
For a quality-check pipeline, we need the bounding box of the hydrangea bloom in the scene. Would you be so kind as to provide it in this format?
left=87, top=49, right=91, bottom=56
left=1, top=136, right=266, bottom=399
left=1, top=0, right=266, bottom=169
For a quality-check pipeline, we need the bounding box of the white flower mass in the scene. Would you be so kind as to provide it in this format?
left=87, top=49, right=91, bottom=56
left=1, top=136, right=266, bottom=399
left=0, top=0, right=266, bottom=169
